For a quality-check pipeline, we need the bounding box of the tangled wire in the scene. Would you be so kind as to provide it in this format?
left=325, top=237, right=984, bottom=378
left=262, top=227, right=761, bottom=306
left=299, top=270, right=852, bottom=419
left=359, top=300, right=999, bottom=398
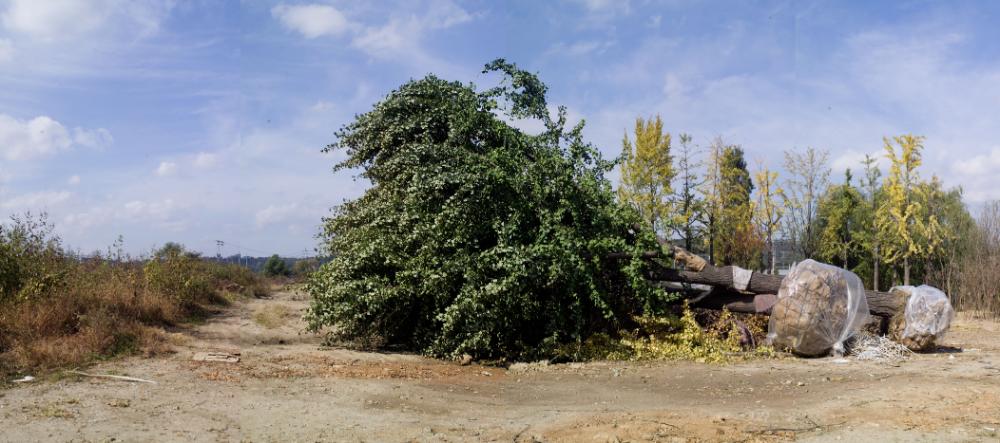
left=847, top=332, right=914, bottom=362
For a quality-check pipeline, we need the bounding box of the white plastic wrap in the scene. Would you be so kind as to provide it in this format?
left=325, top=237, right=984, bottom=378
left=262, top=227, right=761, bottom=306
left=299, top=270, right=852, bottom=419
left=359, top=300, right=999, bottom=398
left=767, top=260, right=870, bottom=356
left=891, top=285, right=954, bottom=351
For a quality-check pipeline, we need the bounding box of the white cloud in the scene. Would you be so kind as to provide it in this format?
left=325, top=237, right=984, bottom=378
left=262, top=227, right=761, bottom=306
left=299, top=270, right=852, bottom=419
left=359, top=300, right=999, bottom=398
left=570, top=0, right=630, bottom=12
left=123, top=198, right=175, bottom=219
left=272, top=3, right=354, bottom=39
left=267, top=0, right=474, bottom=74
left=0, top=114, right=112, bottom=160
left=62, top=198, right=178, bottom=231
left=351, top=18, right=415, bottom=57
left=0, top=0, right=172, bottom=41
left=0, top=38, right=13, bottom=63
left=72, top=127, right=113, bottom=150
left=67, top=175, right=81, bottom=185
left=1, top=0, right=108, bottom=40
left=155, top=161, right=177, bottom=177
left=952, top=147, right=1000, bottom=177
left=193, top=152, right=218, bottom=168
left=422, top=0, right=474, bottom=29
left=831, top=149, right=886, bottom=176
left=1, top=190, right=72, bottom=210
left=0, top=114, right=71, bottom=160
left=255, top=203, right=299, bottom=228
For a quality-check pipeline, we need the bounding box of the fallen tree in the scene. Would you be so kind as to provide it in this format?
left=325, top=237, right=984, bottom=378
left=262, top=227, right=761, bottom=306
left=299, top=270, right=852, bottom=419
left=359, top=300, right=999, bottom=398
left=608, top=247, right=908, bottom=318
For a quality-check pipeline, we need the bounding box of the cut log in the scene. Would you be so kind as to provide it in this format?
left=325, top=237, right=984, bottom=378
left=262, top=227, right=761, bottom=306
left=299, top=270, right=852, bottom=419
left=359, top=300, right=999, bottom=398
left=610, top=250, right=908, bottom=318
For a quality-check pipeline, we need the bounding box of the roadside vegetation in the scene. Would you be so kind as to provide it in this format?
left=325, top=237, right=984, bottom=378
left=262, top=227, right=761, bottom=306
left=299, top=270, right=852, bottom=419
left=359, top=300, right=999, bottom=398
left=309, top=59, right=1000, bottom=363
left=0, top=214, right=269, bottom=377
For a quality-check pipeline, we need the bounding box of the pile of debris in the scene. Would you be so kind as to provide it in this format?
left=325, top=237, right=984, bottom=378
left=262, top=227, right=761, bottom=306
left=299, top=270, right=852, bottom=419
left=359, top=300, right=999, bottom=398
left=611, top=244, right=955, bottom=357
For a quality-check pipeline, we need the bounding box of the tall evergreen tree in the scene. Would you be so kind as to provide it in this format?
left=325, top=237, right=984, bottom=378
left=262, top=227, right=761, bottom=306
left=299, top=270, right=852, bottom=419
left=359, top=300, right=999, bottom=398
left=714, top=145, right=759, bottom=267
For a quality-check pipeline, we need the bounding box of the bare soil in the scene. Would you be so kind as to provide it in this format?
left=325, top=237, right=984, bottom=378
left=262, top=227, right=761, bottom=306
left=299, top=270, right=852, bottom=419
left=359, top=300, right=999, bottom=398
left=2, top=289, right=999, bottom=442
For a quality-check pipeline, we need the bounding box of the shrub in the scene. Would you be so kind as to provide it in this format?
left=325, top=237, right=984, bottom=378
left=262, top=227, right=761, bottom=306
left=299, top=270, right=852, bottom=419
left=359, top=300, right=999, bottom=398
left=307, top=59, right=668, bottom=360
left=291, top=258, right=320, bottom=277
left=262, top=254, right=291, bottom=277
left=144, top=245, right=212, bottom=307
left=0, top=213, right=67, bottom=303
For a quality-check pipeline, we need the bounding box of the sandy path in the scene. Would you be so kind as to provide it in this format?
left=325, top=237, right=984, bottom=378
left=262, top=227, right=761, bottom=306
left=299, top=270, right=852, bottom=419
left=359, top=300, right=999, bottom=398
left=2, top=289, right=999, bottom=442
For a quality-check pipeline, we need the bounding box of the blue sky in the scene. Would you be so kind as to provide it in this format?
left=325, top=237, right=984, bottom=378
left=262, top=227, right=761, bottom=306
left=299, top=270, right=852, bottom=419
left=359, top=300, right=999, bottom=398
left=2, top=0, right=999, bottom=256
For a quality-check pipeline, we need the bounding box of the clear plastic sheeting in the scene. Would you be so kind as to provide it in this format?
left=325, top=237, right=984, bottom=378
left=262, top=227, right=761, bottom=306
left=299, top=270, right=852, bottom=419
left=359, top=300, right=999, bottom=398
left=767, top=260, right=870, bottom=357
left=891, top=285, right=955, bottom=351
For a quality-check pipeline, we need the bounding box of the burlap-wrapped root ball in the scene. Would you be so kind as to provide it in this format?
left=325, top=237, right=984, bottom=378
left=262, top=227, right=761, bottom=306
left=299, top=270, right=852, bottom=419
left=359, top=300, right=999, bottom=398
left=888, top=285, right=954, bottom=352
left=767, top=260, right=870, bottom=356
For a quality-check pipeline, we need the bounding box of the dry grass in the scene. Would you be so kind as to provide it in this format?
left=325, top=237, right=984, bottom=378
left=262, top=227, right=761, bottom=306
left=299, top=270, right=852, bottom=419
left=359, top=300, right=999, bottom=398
left=253, top=304, right=292, bottom=329
left=0, top=217, right=270, bottom=376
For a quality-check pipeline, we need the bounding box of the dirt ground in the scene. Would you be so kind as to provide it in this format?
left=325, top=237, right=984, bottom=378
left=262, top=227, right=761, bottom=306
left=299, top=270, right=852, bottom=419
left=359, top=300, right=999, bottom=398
left=2, top=289, right=999, bottom=443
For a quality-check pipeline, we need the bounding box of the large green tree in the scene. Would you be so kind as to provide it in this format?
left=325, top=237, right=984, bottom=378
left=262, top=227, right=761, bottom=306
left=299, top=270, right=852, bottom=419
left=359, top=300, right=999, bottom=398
left=816, top=170, right=865, bottom=270
left=307, top=60, right=664, bottom=360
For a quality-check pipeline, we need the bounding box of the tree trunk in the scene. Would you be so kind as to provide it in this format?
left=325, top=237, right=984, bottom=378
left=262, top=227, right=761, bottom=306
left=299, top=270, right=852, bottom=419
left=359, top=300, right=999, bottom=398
left=873, top=245, right=880, bottom=291
left=708, top=215, right=715, bottom=265
left=904, top=257, right=910, bottom=286
left=769, top=237, right=776, bottom=275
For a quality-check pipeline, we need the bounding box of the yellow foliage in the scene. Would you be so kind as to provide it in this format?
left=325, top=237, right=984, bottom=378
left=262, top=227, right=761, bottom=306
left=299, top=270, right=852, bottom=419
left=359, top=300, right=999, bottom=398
left=567, top=304, right=775, bottom=363
left=618, top=115, right=674, bottom=233
left=754, top=163, right=786, bottom=272
left=876, top=135, right=944, bottom=282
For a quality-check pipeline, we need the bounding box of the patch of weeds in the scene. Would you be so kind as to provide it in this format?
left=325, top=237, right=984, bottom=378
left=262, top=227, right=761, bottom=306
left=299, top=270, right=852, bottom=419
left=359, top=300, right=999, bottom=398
left=253, top=305, right=291, bottom=329
left=106, top=398, right=130, bottom=408
left=107, top=332, right=139, bottom=357
left=558, top=304, right=777, bottom=363
left=25, top=402, right=75, bottom=419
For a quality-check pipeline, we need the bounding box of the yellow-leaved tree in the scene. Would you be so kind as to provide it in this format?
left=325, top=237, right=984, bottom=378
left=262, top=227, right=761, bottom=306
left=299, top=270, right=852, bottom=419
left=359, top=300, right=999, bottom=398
left=876, top=134, right=943, bottom=285
left=619, top=115, right=675, bottom=234
left=754, top=162, right=786, bottom=274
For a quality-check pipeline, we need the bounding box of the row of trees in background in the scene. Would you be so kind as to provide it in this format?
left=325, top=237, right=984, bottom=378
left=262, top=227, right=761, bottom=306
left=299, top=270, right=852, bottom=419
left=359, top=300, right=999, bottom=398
left=618, top=116, right=984, bottom=299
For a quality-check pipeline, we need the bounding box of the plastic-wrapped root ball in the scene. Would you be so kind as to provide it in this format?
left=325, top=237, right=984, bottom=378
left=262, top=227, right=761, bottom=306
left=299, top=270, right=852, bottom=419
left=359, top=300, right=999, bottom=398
left=767, top=260, right=870, bottom=357
left=889, top=285, right=955, bottom=351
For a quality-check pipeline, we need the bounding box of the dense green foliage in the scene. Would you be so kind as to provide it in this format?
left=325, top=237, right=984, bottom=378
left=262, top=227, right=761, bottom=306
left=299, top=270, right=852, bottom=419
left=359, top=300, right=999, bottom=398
left=263, top=254, right=291, bottom=277
left=0, top=214, right=66, bottom=303
left=307, top=59, right=665, bottom=360
left=815, top=170, right=865, bottom=269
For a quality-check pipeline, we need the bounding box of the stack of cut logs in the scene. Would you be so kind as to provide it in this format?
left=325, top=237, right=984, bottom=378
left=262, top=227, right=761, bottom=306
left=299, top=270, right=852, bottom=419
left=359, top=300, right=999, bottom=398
left=608, top=244, right=938, bottom=353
